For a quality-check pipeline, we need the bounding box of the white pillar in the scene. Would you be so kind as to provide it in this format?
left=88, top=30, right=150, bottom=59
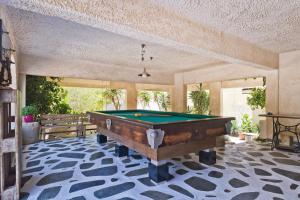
left=208, top=82, right=221, bottom=115
left=18, top=73, right=26, bottom=108
left=173, top=73, right=187, bottom=112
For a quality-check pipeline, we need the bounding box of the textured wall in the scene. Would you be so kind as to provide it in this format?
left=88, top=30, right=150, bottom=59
left=279, top=50, right=300, bottom=115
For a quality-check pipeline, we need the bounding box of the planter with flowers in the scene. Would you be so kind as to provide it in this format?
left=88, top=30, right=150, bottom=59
left=21, top=105, right=40, bottom=144
left=22, top=105, right=38, bottom=123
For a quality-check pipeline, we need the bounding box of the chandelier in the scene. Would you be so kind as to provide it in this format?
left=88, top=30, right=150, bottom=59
left=138, top=44, right=152, bottom=78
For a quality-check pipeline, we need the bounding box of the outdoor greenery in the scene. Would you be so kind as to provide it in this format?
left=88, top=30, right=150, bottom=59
left=230, top=120, right=239, bottom=135
left=188, top=83, right=209, bottom=114
left=138, top=91, right=151, bottom=109
left=240, top=114, right=259, bottom=133
left=247, top=87, right=266, bottom=110
left=138, top=90, right=170, bottom=111
left=153, top=91, right=170, bottom=111
left=26, top=75, right=72, bottom=114
left=63, top=87, right=105, bottom=113
left=103, top=88, right=124, bottom=110
left=21, top=105, right=38, bottom=116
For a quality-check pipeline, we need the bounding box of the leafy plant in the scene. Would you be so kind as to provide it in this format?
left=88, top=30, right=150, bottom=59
left=240, top=114, right=259, bottom=133
left=189, top=83, right=209, bottom=114
left=153, top=91, right=170, bottom=111
left=138, top=91, right=151, bottom=109
left=247, top=87, right=266, bottom=110
left=103, top=88, right=123, bottom=110
left=26, top=75, right=72, bottom=114
left=22, top=105, right=38, bottom=116
left=240, top=114, right=252, bottom=132
left=231, top=120, right=239, bottom=135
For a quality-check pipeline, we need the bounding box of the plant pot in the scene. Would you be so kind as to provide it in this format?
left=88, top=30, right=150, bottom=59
left=239, top=132, right=245, bottom=140
left=22, top=122, right=40, bottom=144
left=24, top=115, right=34, bottom=123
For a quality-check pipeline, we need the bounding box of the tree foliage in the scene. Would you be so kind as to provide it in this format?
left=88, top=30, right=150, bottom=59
left=103, top=88, right=123, bottom=110
left=138, top=91, right=151, bottom=109
left=26, top=75, right=72, bottom=114
left=189, top=84, right=209, bottom=114
left=138, top=90, right=170, bottom=111
left=63, top=87, right=105, bottom=113
left=153, top=91, right=170, bottom=111
left=247, top=87, right=266, bottom=110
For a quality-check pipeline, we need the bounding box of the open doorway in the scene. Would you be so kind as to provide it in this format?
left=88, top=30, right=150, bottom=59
left=221, top=77, right=266, bottom=140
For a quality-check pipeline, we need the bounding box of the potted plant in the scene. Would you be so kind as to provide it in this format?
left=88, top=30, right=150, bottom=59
left=240, top=114, right=252, bottom=140
left=22, top=105, right=38, bottom=123
left=231, top=120, right=239, bottom=136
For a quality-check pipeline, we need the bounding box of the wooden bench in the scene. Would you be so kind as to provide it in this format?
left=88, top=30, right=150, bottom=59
left=40, top=114, right=96, bottom=141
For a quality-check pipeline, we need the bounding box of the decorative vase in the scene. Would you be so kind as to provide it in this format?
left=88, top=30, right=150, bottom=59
left=24, top=115, right=34, bottom=123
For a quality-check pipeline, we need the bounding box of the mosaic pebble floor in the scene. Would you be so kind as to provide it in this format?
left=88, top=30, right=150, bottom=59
left=21, top=135, right=300, bottom=200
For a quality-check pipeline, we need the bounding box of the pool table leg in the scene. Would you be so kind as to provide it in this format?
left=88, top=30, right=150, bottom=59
left=199, top=148, right=216, bottom=165
left=148, top=160, right=171, bottom=183
left=97, top=134, right=107, bottom=144
left=115, top=144, right=129, bottom=157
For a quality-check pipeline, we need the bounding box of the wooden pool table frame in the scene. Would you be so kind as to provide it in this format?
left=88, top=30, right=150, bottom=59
left=88, top=110, right=234, bottom=182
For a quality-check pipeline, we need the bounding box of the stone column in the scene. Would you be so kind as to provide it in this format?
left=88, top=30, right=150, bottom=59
left=173, top=73, right=187, bottom=112
left=208, top=82, right=221, bottom=115
left=126, top=83, right=137, bottom=110
left=263, top=70, right=279, bottom=139
left=208, top=82, right=224, bottom=146
left=18, top=73, right=26, bottom=108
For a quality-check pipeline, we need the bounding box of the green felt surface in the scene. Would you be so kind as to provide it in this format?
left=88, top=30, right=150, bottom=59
left=96, top=110, right=216, bottom=124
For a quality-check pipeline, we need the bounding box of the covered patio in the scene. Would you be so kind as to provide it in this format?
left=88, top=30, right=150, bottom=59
left=0, top=1, right=300, bottom=200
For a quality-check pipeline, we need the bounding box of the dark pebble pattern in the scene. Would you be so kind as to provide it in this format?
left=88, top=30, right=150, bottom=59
left=184, top=176, right=216, bottom=191
left=36, top=171, right=74, bottom=186
left=141, top=190, right=173, bottom=200
left=82, top=166, right=118, bottom=177
left=94, top=182, right=135, bottom=199
left=69, top=180, right=105, bottom=193
left=21, top=135, right=300, bottom=200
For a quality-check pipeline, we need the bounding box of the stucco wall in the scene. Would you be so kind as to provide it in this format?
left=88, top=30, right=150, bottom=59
left=279, top=50, right=300, bottom=115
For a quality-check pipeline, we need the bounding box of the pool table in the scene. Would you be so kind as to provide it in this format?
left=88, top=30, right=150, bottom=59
left=88, top=110, right=234, bottom=182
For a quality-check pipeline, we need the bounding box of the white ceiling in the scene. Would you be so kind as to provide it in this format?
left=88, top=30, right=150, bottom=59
left=5, top=7, right=222, bottom=75
left=149, top=0, right=300, bottom=53
left=1, top=0, right=299, bottom=84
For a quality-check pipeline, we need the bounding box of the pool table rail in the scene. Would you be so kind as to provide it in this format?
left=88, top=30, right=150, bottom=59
left=88, top=111, right=234, bottom=157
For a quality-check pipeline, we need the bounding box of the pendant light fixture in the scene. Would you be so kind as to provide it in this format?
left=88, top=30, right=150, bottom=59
left=138, top=44, right=152, bottom=78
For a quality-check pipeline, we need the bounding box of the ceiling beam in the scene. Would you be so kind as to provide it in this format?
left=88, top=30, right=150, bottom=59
left=180, top=63, right=273, bottom=85
left=1, top=0, right=278, bottom=70
left=19, top=53, right=174, bottom=84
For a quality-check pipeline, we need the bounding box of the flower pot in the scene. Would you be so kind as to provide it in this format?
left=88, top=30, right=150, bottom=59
left=22, top=122, right=40, bottom=144
left=239, top=132, right=245, bottom=140
left=24, top=115, right=34, bottom=123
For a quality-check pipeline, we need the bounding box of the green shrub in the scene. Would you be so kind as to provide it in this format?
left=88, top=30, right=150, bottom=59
left=189, top=83, right=209, bottom=114
left=240, top=114, right=259, bottom=133
left=153, top=91, right=170, bottom=111
left=231, top=120, right=239, bottom=135
left=247, top=87, right=266, bottom=110
left=138, top=91, right=151, bottom=109
left=22, top=105, right=38, bottom=116
left=103, top=89, right=123, bottom=110
left=26, top=75, right=72, bottom=114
